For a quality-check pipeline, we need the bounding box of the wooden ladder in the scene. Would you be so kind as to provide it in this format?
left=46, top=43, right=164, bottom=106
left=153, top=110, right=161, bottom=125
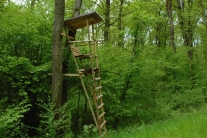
left=70, top=41, right=107, bottom=137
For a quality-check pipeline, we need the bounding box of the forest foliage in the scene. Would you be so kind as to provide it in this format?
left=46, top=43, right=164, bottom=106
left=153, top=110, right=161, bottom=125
left=1, top=0, right=207, bottom=137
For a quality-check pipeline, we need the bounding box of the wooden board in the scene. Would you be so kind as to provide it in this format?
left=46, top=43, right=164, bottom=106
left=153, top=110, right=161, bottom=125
left=48, top=73, right=79, bottom=77
left=64, top=11, right=103, bottom=30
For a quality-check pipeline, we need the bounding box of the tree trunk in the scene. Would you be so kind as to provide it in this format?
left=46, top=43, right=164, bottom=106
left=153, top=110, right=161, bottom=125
left=52, top=0, right=65, bottom=120
left=166, top=0, right=176, bottom=53
left=176, top=0, right=197, bottom=89
left=118, top=0, right=124, bottom=47
left=176, top=0, right=195, bottom=48
left=132, top=23, right=139, bottom=60
left=73, top=0, right=82, bottom=17
left=104, top=0, right=110, bottom=43
left=155, top=8, right=167, bottom=48
left=198, top=0, right=207, bottom=60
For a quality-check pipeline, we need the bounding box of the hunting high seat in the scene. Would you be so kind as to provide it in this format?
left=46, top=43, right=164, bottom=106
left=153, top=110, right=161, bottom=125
left=64, top=11, right=107, bottom=137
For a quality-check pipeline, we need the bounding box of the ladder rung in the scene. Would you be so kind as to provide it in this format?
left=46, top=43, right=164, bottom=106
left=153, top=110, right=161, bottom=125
left=96, top=86, right=102, bottom=90
left=78, top=69, right=86, bottom=75
left=98, top=103, right=104, bottom=109
left=99, top=112, right=105, bottom=120
left=100, top=120, right=106, bottom=129
left=94, top=77, right=101, bottom=81
left=62, top=73, right=79, bottom=77
left=79, top=69, right=85, bottom=72
left=78, top=68, right=100, bottom=75
left=97, top=94, right=103, bottom=100
left=68, top=39, right=104, bottom=43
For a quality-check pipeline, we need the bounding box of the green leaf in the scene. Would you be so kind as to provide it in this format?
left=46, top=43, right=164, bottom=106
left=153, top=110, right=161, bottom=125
left=92, top=127, right=98, bottom=133
left=83, top=125, right=88, bottom=130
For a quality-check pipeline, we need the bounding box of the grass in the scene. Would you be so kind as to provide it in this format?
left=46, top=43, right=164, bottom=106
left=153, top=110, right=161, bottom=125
left=105, top=109, right=207, bottom=138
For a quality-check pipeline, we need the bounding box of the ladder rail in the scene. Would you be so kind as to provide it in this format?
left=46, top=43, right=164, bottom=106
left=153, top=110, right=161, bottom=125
left=92, top=23, right=107, bottom=136
left=70, top=45, right=81, bottom=72
left=79, top=75, right=98, bottom=128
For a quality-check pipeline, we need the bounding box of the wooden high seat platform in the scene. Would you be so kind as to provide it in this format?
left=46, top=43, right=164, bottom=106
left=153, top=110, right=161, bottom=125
left=64, top=11, right=103, bottom=30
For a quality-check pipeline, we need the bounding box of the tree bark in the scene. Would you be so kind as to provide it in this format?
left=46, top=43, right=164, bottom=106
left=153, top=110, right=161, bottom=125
left=52, top=0, right=65, bottom=120
left=73, top=0, right=82, bottom=17
left=166, top=0, right=176, bottom=53
left=132, top=23, right=139, bottom=60
left=104, top=0, right=110, bottom=43
left=155, top=8, right=167, bottom=48
left=176, top=0, right=198, bottom=89
left=176, top=0, right=195, bottom=48
left=198, top=0, right=207, bottom=60
left=118, top=0, right=124, bottom=47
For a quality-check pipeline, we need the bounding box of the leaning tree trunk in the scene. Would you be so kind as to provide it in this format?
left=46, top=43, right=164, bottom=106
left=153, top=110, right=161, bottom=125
left=52, top=0, right=65, bottom=120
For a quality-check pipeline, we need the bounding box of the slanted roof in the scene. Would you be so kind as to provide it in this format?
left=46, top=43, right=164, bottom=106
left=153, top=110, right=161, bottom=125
left=64, top=11, right=103, bottom=30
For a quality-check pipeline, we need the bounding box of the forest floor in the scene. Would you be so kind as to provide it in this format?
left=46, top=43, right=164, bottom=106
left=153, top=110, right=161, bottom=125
left=105, top=107, right=207, bottom=138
